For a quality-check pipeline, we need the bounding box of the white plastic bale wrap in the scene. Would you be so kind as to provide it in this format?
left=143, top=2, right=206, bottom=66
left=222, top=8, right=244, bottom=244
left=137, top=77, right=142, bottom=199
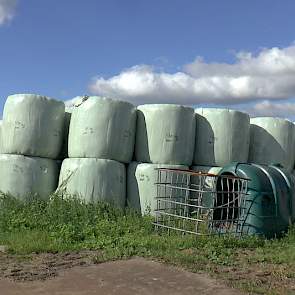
left=68, top=97, right=137, bottom=163
left=0, top=154, right=59, bottom=199
left=249, top=117, right=295, bottom=171
left=58, top=158, right=126, bottom=207
left=194, top=108, right=250, bottom=166
left=2, top=94, right=65, bottom=159
left=127, top=162, right=188, bottom=215
left=135, top=104, right=195, bottom=165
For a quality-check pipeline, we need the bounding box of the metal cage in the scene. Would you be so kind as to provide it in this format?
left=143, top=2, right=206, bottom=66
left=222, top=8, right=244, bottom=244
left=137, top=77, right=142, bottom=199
left=153, top=168, right=249, bottom=236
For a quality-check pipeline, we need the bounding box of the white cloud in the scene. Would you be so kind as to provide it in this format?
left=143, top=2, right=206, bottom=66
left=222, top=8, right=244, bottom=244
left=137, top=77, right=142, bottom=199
left=89, top=45, right=295, bottom=106
left=0, top=0, right=18, bottom=25
left=245, top=100, right=295, bottom=118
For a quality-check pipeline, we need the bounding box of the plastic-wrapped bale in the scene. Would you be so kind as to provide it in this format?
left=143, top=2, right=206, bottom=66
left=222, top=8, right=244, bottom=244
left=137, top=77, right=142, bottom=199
left=248, top=117, right=295, bottom=172
left=194, top=108, right=250, bottom=166
left=135, top=104, right=195, bottom=165
left=0, top=154, right=59, bottom=200
left=2, top=94, right=65, bottom=159
left=127, top=162, right=188, bottom=215
left=58, top=158, right=126, bottom=208
left=68, top=96, right=137, bottom=163
left=58, top=107, right=72, bottom=159
left=0, top=120, right=3, bottom=153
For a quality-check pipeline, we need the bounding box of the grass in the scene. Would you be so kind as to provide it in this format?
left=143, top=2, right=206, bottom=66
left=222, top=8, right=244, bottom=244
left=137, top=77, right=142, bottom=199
left=1, top=194, right=295, bottom=294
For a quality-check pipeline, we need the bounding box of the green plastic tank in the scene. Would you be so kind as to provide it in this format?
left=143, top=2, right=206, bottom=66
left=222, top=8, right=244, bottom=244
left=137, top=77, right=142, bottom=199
left=215, top=162, right=294, bottom=238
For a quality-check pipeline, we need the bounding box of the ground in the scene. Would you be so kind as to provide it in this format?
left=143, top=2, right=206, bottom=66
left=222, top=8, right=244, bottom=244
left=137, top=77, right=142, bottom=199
left=0, top=255, right=241, bottom=295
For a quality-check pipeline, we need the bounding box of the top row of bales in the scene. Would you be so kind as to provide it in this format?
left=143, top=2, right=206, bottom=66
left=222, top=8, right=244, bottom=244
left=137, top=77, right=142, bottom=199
left=0, top=94, right=294, bottom=170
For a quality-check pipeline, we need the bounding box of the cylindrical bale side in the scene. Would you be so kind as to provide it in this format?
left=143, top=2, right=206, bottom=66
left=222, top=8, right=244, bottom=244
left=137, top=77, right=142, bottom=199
left=68, top=96, right=137, bottom=163
left=135, top=104, right=195, bottom=165
left=127, top=162, right=188, bottom=215
left=249, top=117, right=295, bottom=172
left=2, top=94, right=65, bottom=159
left=194, top=108, right=250, bottom=166
left=0, top=154, right=59, bottom=199
left=58, top=158, right=126, bottom=208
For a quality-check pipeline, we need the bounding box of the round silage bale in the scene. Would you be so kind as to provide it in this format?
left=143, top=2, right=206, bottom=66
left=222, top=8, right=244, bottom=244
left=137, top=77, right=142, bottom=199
left=135, top=104, right=195, bottom=165
left=127, top=162, right=188, bottom=215
left=58, top=158, right=126, bottom=208
left=2, top=94, right=65, bottom=159
left=194, top=108, right=250, bottom=166
left=0, top=154, right=59, bottom=199
left=248, top=117, right=295, bottom=171
left=68, top=96, right=137, bottom=163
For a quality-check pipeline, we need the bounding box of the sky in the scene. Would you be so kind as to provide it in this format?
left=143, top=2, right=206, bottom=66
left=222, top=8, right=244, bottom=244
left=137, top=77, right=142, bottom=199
left=1, top=0, right=295, bottom=119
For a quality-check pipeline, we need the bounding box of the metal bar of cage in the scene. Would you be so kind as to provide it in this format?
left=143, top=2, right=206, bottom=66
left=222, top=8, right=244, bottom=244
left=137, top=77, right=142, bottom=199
left=153, top=168, right=250, bottom=237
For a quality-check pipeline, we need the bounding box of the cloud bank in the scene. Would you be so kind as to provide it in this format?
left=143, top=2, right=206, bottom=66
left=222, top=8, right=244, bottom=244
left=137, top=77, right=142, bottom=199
left=245, top=100, right=295, bottom=118
left=0, top=0, right=17, bottom=25
left=89, top=45, right=295, bottom=106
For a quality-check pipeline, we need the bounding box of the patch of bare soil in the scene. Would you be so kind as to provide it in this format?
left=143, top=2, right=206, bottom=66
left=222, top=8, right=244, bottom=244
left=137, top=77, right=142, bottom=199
left=0, top=250, right=99, bottom=281
left=0, top=257, right=242, bottom=295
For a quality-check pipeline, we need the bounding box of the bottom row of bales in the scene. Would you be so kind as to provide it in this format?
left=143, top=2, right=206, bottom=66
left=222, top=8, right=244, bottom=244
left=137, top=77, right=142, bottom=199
left=0, top=153, right=222, bottom=216
left=0, top=155, right=127, bottom=209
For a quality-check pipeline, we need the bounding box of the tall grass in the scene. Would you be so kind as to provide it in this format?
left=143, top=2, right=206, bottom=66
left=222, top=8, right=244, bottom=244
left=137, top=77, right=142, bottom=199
left=0, top=193, right=264, bottom=255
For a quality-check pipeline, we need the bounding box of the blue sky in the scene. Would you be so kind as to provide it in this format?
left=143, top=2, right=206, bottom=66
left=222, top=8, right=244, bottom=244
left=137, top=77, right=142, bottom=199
left=1, top=0, right=295, bottom=118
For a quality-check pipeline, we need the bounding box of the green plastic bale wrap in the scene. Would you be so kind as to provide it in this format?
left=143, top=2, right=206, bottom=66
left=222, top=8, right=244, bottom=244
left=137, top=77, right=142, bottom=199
left=249, top=117, right=295, bottom=172
left=68, top=96, right=136, bottom=163
left=0, top=154, right=59, bottom=200
left=135, top=104, right=195, bottom=165
left=194, top=108, right=250, bottom=166
left=58, top=158, right=126, bottom=208
left=127, top=162, right=188, bottom=215
left=2, top=94, right=65, bottom=159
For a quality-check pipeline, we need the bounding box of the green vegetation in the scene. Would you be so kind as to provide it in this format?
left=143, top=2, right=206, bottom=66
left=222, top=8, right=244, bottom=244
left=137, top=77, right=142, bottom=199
left=1, top=194, right=295, bottom=294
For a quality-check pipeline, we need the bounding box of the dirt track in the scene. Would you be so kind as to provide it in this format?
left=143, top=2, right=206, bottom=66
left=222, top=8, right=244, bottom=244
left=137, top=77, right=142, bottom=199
left=0, top=256, right=242, bottom=295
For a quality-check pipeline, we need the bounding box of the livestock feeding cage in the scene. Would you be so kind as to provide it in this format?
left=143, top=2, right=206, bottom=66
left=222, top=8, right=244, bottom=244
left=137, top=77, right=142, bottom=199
left=153, top=168, right=250, bottom=236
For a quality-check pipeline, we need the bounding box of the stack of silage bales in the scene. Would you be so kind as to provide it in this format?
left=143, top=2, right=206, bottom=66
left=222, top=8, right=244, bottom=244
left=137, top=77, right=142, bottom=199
left=127, top=104, right=196, bottom=215
left=0, top=94, right=64, bottom=199
left=58, top=96, right=137, bottom=208
left=192, top=108, right=250, bottom=175
left=248, top=117, right=295, bottom=172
